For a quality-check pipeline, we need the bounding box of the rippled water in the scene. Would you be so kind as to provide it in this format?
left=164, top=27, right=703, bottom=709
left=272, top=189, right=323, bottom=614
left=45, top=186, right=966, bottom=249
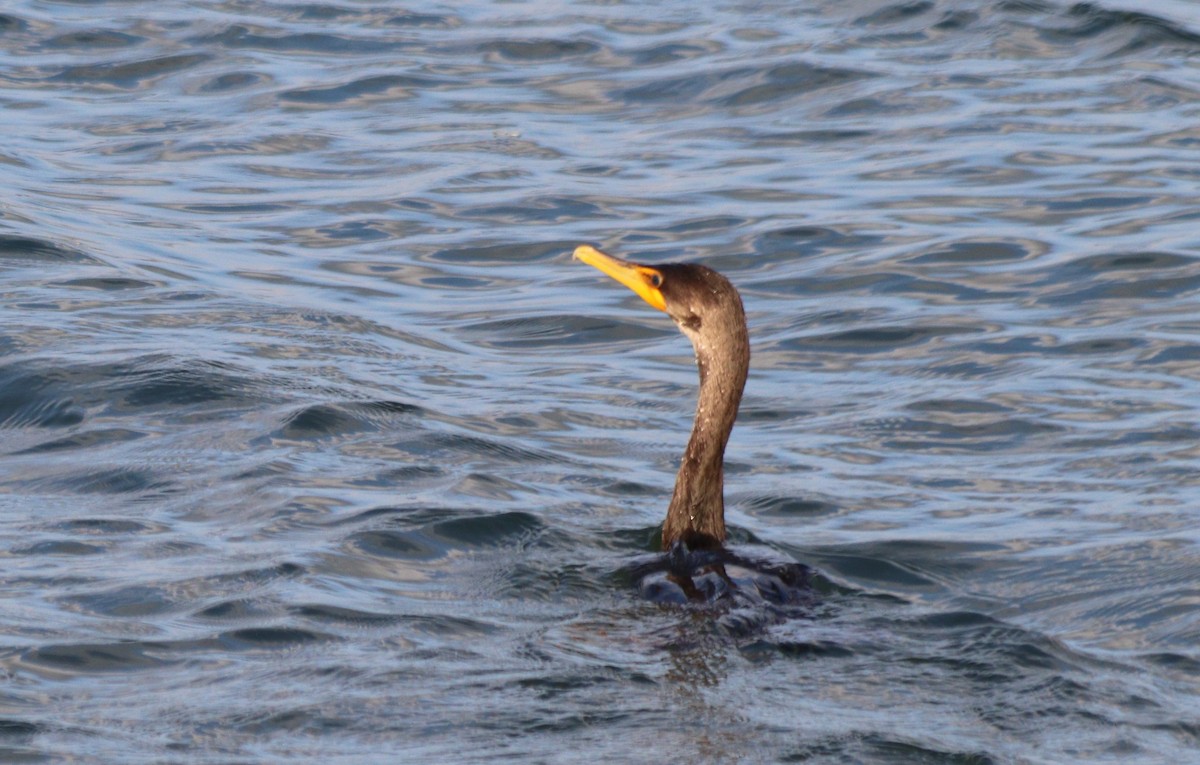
left=3, top=1, right=1200, bottom=762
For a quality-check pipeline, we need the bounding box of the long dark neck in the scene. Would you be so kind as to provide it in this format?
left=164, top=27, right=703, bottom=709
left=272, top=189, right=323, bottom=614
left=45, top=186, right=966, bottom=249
left=661, top=320, right=749, bottom=550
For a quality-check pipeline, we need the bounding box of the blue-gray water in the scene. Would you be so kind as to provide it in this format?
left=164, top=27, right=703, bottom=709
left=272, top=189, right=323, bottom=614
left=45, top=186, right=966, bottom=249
left=3, top=1, right=1199, bottom=762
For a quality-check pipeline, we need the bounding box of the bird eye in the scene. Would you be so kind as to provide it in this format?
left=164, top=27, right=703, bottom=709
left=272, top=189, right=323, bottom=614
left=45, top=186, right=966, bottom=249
left=649, top=273, right=663, bottom=288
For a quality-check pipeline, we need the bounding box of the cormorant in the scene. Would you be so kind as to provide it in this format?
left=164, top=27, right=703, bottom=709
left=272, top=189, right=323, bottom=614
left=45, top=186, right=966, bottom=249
left=575, top=245, right=749, bottom=551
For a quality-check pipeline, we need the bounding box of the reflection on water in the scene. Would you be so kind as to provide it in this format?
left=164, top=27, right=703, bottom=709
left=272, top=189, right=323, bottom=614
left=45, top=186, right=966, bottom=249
left=2, top=0, right=1199, bottom=762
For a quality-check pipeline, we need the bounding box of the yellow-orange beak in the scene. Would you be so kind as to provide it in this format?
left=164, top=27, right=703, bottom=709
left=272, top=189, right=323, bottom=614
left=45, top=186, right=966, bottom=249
left=573, top=245, right=667, bottom=312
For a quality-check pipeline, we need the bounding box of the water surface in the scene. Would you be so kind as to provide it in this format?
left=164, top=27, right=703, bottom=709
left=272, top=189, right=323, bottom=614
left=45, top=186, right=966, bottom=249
left=2, top=1, right=1199, bottom=762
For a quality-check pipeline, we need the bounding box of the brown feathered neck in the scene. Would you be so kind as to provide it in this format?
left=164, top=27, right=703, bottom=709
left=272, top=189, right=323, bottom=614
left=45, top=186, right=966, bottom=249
left=655, top=263, right=749, bottom=550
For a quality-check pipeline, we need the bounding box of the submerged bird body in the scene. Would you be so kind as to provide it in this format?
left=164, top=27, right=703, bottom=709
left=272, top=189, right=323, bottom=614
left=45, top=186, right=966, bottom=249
left=574, top=245, right=749, bottom=551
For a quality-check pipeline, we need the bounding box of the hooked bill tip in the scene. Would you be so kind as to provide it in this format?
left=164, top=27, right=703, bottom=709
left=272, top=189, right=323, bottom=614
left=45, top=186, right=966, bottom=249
left=573, top=244, right=603, bottom=262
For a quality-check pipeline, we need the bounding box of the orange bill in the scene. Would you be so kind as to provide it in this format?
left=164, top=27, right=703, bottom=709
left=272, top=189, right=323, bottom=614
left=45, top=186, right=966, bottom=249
left=573, top=245, right=667, bottom=312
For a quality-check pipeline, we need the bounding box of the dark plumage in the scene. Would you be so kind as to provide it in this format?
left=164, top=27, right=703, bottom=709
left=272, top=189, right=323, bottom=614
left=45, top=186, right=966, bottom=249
left=574, top=246, right=749, bottom=550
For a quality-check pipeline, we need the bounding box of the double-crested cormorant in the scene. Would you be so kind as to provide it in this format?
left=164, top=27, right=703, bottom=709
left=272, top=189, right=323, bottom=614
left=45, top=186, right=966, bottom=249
left=574, top=245, right=749, bottom=552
